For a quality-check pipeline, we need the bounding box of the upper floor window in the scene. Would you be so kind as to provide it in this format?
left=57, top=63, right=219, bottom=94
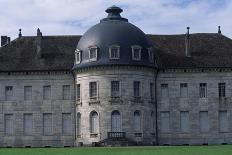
left=43, top=85, right=51, bottom=100
left=111, top=81, right=120, bottom=98
left=5, top=86, right=13, bottom=101
left=109, top=45, right=120, bottom=59
left=24, top=86, right=32, bottom=101
left=89, top=82, right=98, bottom=99
left=133, top=81, right=141, bottom=98
left=89, top=46, right=98, bottom=61
left=161, top=84, right=168, bottom=98
left=218, top=83, right=225, bottom=98
left=75, top=49, right=81, bottom=64
left=199, top=83, right=207, bottom=98
left=76, top=84, right=81, bottom=102
left=131, top=45, right=141, bottom=60
left=63, top=85, right=70, bottom=100
left=180, top=83, right=188, bottom=98
left=148, top=48, right=154, bottom=63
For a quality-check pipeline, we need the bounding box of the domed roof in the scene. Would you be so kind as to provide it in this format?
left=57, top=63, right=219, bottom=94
left=73, top=6, right=155, bottom=69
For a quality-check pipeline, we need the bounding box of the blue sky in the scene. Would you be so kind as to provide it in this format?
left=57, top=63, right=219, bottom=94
left=0, top=0, right=232, bottom=40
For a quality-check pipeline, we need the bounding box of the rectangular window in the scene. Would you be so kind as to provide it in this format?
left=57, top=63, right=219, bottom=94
left=110, top=46, right=120, bottom=59
left=76, top=84, right=81, bottom=102
left=62, top=113, right=72, bottom=135
left=111, top=81, right=120, bottom=97
left=199, top=83, right=207, bottom=98
left=24, top=114, right=33, bottom=135
left=218, top=83, right=225, bottom=98
left=89, top=82, right=97, bottom=99
left=4, top=114, right=14, bottom=135
left=199, top=111, right=209, bottom=132
left=43, top=85, right=51, bottom=100
left=89, top=47, right=97, bottom=61
left=75, top=50, right=81, bottom=64
left=5, top=86, right=13, bottom=101
left=43, top=113, right=52, bottom=135
left=180, top=111, right=189, bottom=132
left=161, top=84, right=168, bottom=98
left=24, top=86, right=32, bottom=100
left=160, top=111, right=170, bottom=133
left=63, top=85, right=70, bottom=100
left=219, top=111, right=228, bottom=132
left=180, top=83, right=188, bottom=98
left=133, top=81, right=140, bottom=97
left=150, top=82, right=154, bottom=100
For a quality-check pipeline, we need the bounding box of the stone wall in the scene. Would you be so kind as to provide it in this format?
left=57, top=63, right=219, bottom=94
left=157, top=70, right=232, bottom=145
left=0, top=71, right=75, bottom=147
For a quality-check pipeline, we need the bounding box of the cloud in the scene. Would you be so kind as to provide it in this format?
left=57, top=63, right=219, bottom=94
left=0, top=0, right=231, bottom=41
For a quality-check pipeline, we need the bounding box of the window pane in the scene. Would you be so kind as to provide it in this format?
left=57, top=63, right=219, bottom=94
left=218, top=83, right=225, bottom=97
left=180, top=83, right=188, bottom=98
left=90, top=48, right=97, bottom=59
left=43, top=113, right=52, bottom=135
left=90, top=112, right=99, bottom=133
left=199, top=83, right=207, bottom=98
left=63, top=85, right=70, bottom=100
left=89, top=82, right=97, bottom=98
left=111, top=81, right=120, bottom=97
left=180, top=111, right=189, bottom=132
left=133, top=81, right=140, bottom=97
left=133, top=48, right=141, bottom=59
left=24, top=114, right=33, bottom=135
left=219, top=111, right=228, bottom=132
left=76, top=84, right=81, bottom=101
left=160, top=111, right=170, bottom=133
left=199, top=111, right=209, bottom=132
left=62, top=113, right=72, bottom=135
left=43, top=85, right=51, bottom=100
left=161, top=84, right=168, bottom=98
left=111, top=111, right=121, bottom=132
left=24, top=86, right=32, bottom=100
left=77, top=113, right=81, bottom=135
left=110, top=47, right=119, bottom=59
left=5, top=86, right=13, bottom=100
left=5, top=114, right=14, bottom=135
left=134, top=111, right=141, bottom=132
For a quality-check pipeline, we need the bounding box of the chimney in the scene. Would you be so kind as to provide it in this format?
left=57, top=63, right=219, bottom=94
left=18, top=29, right=22, bottom=38
left=1, top=36, right=8, bottom=46
left=36, top=28, right=42, bottom=58
left=218, top=26, right=221, bottom=35
left=185, top=27, right=190, bottom=57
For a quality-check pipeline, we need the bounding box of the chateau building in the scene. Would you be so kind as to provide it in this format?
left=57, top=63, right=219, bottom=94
left=0, top=6, right=232, bottom=147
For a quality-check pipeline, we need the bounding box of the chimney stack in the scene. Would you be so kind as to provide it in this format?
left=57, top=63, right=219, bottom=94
left=36, top=28, right=42, bottom=58
left=218, top=26, right=221, bottom=35
left=1, top=36, right=11, bottom=47
left=185, top=27, right=191, bottom=57
left=18, top=29, right=22, bottom=38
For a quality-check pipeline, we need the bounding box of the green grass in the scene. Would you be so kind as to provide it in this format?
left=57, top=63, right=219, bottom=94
left=0, top=145, right=232, bottom=155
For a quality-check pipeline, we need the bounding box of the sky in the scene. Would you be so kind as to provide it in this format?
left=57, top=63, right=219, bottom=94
left=0, top=0, right=232, bottom=41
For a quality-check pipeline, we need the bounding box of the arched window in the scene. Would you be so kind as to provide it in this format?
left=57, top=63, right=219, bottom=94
left=111, top=110, right=121, bottom=132
left=77, top=113, right=81, bottom=136
left=90, top=111, right=99, bottom=133
left=134, top=110, right=141, bottom=133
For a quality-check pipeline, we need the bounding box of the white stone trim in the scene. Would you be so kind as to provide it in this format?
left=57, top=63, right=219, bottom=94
left=75, top=49, right=81, bottom=64
left=131, top=45, right=142, bottom=61
left=109, top=45, right=120, bottom=60
left=88, top=46, right=98, bottom=62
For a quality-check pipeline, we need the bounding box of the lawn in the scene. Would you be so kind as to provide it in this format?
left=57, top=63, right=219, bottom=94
left=0, top=145, right=232, bottom=155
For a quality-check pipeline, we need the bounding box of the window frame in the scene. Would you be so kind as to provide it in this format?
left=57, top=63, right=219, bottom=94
left=218, top=83, right=226, bottom=98
left=90, top=111, right=99, bottom=134
left=88, top=46, right=98, bottom=61
left=89, top=81, right=98, bottom=100
left=24, top=86, right=32, bottom=101
left=5, top=86, right=13, bottom=101
left=199, top=83, right=207, bottom=98
left=76, top=84, right=81, bottom=102
left=180, top=83, right=188, bottom=98
left=43, top=85, right=51, bottom=100
left=43, top=113, right=53, bottom=136
left=131, top=45, right=142, bottom=61
left=109, top=45, right=120, bottom=60
left=133, top=81, right=141, bottom=98
left=161, top=83, right=168, bottom=98
left=111, top=80, right=120, bottom=98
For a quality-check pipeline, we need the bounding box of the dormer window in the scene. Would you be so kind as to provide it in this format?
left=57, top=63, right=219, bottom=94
left=148, top=48, right=154, bottom=63
left=75, top=49, right=81, bottom=64
left=131, top=45, right=141, bottom=60
left=89, top=46, right=98, bottom=61
left=109, top=45, right=120, bottom=59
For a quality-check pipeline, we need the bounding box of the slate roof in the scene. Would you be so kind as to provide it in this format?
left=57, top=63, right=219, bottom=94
left=0, top=33, right=232, bottom=71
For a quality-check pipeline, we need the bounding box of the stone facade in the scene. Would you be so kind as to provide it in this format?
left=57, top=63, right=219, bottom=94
left=75, top=66, right=156, bottom=145
left=0, top=71, right=75, bottom=147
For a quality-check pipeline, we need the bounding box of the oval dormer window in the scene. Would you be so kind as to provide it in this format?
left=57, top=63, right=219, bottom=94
left=109, top=45, right=120, bottom=59
left=75, top=49, right=81, bottom=64
left=89, top=46, right=98, bottom=62
left=131, top=45, right=141, bottom=61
